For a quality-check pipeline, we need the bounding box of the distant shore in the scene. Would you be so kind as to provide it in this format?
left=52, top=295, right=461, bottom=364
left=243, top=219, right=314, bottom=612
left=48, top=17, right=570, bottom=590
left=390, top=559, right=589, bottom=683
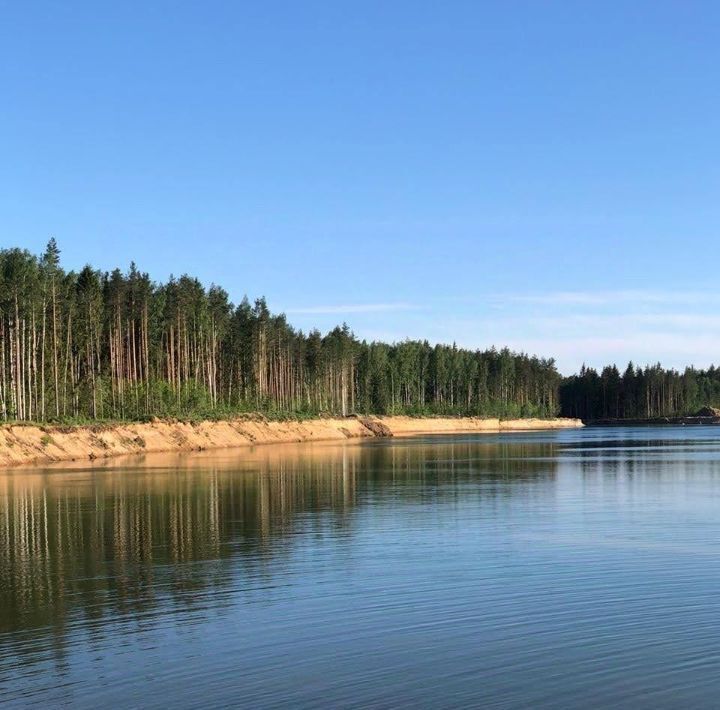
left=0, top=415, right=583, bottom=468
left=588, top=415, right=720, bottom=427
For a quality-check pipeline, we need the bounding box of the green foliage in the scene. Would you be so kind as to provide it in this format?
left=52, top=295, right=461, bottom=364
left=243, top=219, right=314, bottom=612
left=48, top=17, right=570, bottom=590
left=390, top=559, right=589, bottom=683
left=0, top=243, right=562, bottom=423
left=559, top=362, right=720, bottom=420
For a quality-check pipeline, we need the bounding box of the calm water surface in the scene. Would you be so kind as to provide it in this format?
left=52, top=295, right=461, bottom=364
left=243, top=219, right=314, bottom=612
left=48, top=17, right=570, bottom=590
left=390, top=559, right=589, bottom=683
left=3, top=427, right=720, bottom=708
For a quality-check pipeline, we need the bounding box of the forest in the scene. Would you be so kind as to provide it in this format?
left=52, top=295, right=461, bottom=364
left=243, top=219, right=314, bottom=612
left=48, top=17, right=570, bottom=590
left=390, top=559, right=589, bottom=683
left=6, top=242, right=717, bottom=424
left=559, top=363, right=720, bottom=421
left=0, top=242, right=560, bottom=422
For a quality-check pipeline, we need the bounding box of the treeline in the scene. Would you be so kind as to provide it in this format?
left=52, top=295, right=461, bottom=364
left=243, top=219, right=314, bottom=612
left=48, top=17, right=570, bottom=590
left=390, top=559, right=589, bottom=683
left=559, top=363, right=720, bottom=420
left=0, top=242, right=560, bottom=422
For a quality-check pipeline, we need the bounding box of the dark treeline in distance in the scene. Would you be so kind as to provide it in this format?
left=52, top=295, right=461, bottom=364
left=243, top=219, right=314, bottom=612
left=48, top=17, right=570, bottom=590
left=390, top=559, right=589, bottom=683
left=560, top=363, right=720, bottom=421
left=0, top=242, right=560, bottom=422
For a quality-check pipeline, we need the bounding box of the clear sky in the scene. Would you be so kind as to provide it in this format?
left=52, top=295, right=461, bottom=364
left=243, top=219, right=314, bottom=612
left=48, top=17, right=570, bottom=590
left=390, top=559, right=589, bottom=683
left=2, top=2, right=720, bottom=374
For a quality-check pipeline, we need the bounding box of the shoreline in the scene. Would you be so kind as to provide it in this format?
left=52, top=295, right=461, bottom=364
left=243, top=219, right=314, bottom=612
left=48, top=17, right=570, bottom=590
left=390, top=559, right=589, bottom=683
left=588, top=416, right=720, bottom=427
left=0, top=415, right=583, bottom=469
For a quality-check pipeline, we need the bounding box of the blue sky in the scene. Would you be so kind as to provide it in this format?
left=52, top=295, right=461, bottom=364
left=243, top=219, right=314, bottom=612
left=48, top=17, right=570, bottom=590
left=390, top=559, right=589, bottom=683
left=2, top=1, right=720, bottom=374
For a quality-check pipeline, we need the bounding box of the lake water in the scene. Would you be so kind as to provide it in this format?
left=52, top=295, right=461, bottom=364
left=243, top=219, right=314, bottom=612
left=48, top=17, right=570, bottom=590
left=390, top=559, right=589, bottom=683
left=3, top=427, right=720, bottom=708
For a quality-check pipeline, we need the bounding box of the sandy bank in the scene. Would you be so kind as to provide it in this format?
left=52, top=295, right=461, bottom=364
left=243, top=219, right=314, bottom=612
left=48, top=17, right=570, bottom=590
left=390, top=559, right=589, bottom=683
left=0, top=415, right=583, bottom=468
left=382, top=416, right=583, bottom=435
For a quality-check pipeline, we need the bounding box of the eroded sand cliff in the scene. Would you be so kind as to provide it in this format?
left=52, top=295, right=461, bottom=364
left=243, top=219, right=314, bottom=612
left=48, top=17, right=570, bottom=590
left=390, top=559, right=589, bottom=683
left=0, top=415, right=583, bottom=468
